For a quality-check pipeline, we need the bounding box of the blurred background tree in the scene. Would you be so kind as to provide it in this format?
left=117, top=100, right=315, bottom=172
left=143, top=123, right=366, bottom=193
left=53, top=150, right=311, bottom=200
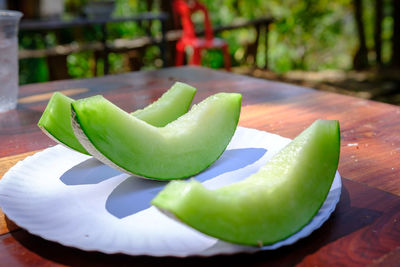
left=16, top=0, right=399, bottom=84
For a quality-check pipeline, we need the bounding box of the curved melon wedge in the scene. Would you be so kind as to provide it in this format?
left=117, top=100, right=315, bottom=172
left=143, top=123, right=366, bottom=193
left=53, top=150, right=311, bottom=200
left=37, top=82, right=196, bottom=155
left=71, top=92, right=241, bottom=180
left=152, top=119, right=340, bottom=245
left=38, top=92, right=89, bottom=154
left=131, top=82, right=196, bottom=127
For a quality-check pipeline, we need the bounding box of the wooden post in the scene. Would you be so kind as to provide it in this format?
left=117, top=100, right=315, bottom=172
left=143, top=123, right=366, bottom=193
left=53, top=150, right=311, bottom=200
left=374, top=0, right=383, bottom=66
left=264, top=22, right=269, bottom=70
left=245, top=23, right=261, bottom=66
left=46, top=55, right=70, bottom=80
left=353, top=0, right=369, bottom=69
left=101, top=24, right=109, bottom=75
left=392, top=0, right=400, bottom=67
left=47, top=30, right=70, bottom=80
left=160, top=17, right=167, bottom=67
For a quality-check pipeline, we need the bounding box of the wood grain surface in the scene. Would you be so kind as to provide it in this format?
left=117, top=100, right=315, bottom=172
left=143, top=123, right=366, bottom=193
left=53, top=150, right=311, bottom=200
left=0, top=66, right=399, bottom=266
left=0, top=179, right=398, bottom=266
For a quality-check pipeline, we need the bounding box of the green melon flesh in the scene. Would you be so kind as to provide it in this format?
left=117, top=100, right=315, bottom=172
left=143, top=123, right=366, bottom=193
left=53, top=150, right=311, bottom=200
left=152, top=119, right=340, bottom=245
left=71, top=93, right=241, bottom=180
left=132, top=82, right=196, bottom=127
left=38, top=92, right=88, bottom=154
left=37, top=82, right=196, bottom=155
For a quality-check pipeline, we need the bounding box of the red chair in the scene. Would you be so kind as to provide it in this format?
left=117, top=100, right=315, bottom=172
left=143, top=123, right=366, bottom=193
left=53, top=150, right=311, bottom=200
left=173, top=0, right=231, bottom=71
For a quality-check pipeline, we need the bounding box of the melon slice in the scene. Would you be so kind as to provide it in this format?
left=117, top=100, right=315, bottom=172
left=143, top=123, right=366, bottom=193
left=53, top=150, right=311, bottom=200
left=38, top=92, right=88, bottom=154
left=131, top=82, right=196, bottom=127
left=37, top=82, right=196, bottom=155
left=152, top=119, right=340, bottom=245
left=71, top=92, right=241, bottom=180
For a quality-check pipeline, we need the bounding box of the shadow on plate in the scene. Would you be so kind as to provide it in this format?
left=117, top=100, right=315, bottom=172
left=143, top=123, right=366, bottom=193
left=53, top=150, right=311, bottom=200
left=106, top=148, right=267, bottom=219
left=60, top=158, right=123, bottom=185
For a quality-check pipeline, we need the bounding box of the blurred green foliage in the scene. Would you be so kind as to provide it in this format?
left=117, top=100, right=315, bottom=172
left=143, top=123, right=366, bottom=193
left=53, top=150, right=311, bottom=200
left=19, top=0, right=394, bottom=84
left=202, top=0, right=357, bottom=71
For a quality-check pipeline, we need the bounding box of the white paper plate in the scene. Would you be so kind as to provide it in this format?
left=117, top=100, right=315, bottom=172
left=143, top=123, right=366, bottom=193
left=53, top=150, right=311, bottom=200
left=0, top=127, right=341, bottom=257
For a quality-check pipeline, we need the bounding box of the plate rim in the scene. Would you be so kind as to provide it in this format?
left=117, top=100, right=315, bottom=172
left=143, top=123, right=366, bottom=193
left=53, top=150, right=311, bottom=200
left=0, top=126, right=342, bottom=257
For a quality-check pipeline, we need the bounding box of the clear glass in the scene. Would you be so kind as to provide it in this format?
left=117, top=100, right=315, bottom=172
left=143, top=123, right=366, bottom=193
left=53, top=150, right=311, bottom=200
left=0, top=10, right=22, bottom=113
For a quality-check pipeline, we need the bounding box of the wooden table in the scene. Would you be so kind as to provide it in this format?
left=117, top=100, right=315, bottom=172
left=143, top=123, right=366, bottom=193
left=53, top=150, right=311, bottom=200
left=1, top=66, right=399, bottom=266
